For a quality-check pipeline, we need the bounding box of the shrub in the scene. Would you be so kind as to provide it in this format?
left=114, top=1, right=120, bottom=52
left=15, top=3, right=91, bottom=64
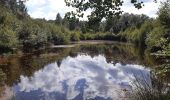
left=18, top=21, right=48, bottom=51
left=119, top=21, right=153, bottom=46
left=50, top=25, right=70, bottom=45
left=0, top=26, right=18, bottom=48
left=129, top=74, right=170, bottom=100
left=145, top=21, right=167, bottom=51
left=70, top=32, right=80, bottom=41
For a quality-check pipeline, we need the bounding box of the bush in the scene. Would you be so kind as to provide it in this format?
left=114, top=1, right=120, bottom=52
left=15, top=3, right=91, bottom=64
left=70, top=32, right=80, bottom=41
left=119, top=21, right=153, bottom=46
left=80, top=33, right=95, bottom=40
left=0, top=26, right=18, bottom=48
left=145, top=21, right=167, bottom=52
left=129, top=74, right=170, bottom=100
left=163, top=43, right=170, bottom=56
left=50, top=25, right=70, bottom=45
left=18, top=20, right=48, bottom=51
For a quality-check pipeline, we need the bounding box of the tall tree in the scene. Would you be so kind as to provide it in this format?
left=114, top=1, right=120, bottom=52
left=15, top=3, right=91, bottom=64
left=157, top=0, right=170, bottom=42
left=17, top=0, right=27, bottom=16
left=64, top=13, right=79, bottom=30
left=104, top=13, right=149, bottom=34
left=0, top=0, right=27, bottom=16
left=55, top=13, right=62, bottom=25
left=80, top=21, right=87, bottom=33
left=158, top=0, right=170, bottom=29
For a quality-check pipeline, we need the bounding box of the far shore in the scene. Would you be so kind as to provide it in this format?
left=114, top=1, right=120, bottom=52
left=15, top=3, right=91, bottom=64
left=51, top=40, right=132, bottom=48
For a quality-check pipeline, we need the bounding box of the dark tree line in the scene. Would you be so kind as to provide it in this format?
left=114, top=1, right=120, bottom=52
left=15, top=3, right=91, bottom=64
left=0, top=0, right=27, bottom=17
left=0, top=0, right=170, bottom=56
left=104, top=13, right=149, bottom=34
left=54, top=12, right=149, bottom=34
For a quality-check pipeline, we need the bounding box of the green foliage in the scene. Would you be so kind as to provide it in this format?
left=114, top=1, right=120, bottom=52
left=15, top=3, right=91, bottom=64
left=105, top=13, right=149, bottom=34
left=119, top=20, right=153, bottom=46
left=0, top=26, right=18, bottom=48
left=50, top=25, right=70, bottom=45
left=158, top=0, right=170, bottom=30
left=145, top=0, right=170, bottom=54
left=80, top=32, right=121, bottom=41
left=0, top=0, right=27, bottom=18
left=55, top=13, right=62, bottom=25
left=156, top=64, right=170, bottom=77
left=0, top=0, right=169, bottom=56
left=65, top=0, right=145, bottom=23
left=163, top=43, right=170, bottom=56
left=130, top=76, right=170, bottom=100
left=18, top=19, right=48, bottom=51
left=80, top=33, right=95, bottom=40
left=117, top=1, right=170, bottom=55
left=70, top=32, right=80, bottom=41
left=137, top=20, right=153, bottom=46
left=145, top=21, right=167, bottom=51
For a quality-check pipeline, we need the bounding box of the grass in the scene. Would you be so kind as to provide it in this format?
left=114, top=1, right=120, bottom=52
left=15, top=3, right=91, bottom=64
left=129, top=73, right=170, bottom=100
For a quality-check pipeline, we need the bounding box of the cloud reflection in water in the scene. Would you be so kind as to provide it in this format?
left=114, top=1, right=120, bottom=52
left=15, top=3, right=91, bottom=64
left=16, top=55, right=151, bottom=100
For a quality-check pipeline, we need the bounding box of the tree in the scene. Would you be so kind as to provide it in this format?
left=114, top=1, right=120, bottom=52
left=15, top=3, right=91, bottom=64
left=64, top=0, right=154, bottom=23
left=62, top=16, right=69, bottom=28
left=157, top=0, right=170, bottom=43
left=55, top=13, right=62, bottom=25
left=104, top=13, right=149, bottom=34
left=0, top=0, right=27, bottom=17
left=0, top=26, right=18, bottom=49
left=17, top=0, right=28, bottom=16
left=158, top=0, right=170, bottom=29
left=65, top=13, right=79, bottom=30
left=85, top=17, right=101, bottom=32
left=104, top=16, right=120, bottom=33
left=80, top=21, right=87, bottom=33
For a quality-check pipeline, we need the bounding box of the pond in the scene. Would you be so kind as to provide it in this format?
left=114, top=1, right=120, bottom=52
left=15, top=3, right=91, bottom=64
left=0, top=41, right=167, bottom=100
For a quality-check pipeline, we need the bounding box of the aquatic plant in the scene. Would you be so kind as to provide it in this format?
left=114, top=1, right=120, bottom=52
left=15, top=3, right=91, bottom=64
left=129, top=73, right=170, bottom=100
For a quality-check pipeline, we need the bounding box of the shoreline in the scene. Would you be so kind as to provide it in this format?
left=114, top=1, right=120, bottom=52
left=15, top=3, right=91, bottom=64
left=51, top=40, right=132, bottom=48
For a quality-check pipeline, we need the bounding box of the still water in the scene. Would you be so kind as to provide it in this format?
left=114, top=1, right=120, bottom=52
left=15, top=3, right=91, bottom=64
left=0, top=42, right=162, bottom=100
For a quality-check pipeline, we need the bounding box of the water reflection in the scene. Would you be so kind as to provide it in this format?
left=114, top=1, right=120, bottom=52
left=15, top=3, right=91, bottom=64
left=0, top=85, right=14, bottom=100
left=15, top=55, right=151, bottom=100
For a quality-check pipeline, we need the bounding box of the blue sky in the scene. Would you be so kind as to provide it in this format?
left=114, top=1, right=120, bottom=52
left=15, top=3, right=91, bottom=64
left=25, top=0, right=164, bottom=20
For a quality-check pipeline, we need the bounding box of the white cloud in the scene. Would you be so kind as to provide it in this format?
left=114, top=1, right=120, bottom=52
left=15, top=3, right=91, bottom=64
left=122, top=0, right=164, bottom=18
left=26, top=0, right=74, bottom=20
left=25, top=0, right=163, bottom=20
left=17, top=55, right=151, bottom=100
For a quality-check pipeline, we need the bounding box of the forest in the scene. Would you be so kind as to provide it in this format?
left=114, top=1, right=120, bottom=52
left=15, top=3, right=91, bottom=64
left=0, top=0, right=169, bottom=56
